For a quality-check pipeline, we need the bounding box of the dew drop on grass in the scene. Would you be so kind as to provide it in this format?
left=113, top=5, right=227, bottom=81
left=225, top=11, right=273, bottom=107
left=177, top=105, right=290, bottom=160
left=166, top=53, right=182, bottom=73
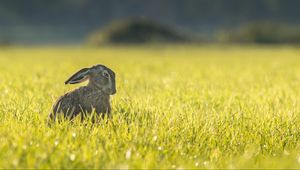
left=54, top=140, right=59, bottom=146
left=284, top=150, right=290, bottom=156
left=4, top=89, right=9, bottom=95
left=42, top=153, right=47, bottom=159
left=72, top=132, right=76, bottom=138
left=158, top=146, right=163, bottom=151
left=153, top=135, right=158, bottom=141
left=12, top=159, right=19, bottom=166
left=228, top=164, right=234, bottom=169
left=195, top=162, right=199, bottom=167
left=203, top=161, right=209, bottom=166
left=125, top=149, right=131, bottom=160
left=70, top=154, right=76, bottom=161
left=119, top=164, right=129, bottom=169
left=297, top=156, right=300, bottom=164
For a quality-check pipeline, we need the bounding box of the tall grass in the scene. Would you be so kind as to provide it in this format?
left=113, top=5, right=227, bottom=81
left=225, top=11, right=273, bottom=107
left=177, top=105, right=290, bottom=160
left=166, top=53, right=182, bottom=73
left=1, top=46, right=300, bottom=168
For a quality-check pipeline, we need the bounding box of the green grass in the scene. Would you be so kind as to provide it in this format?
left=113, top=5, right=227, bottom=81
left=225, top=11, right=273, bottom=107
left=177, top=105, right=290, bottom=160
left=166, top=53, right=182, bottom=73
left=1, top=45, right=300, bottom=169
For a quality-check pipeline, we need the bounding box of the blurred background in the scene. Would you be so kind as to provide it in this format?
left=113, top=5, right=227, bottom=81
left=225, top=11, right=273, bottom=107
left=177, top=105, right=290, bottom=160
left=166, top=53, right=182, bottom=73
left=0, top=0, right=300, bottom=46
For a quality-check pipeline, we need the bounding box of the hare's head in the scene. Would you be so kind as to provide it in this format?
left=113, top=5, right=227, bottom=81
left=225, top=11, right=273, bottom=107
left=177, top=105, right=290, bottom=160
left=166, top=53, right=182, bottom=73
left=65, top=64, right=116, bottom=95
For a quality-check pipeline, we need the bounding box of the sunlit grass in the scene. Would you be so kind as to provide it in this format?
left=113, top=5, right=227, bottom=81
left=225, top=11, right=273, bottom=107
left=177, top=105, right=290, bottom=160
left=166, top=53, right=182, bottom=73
left=1, top=45, right=300, bottom=168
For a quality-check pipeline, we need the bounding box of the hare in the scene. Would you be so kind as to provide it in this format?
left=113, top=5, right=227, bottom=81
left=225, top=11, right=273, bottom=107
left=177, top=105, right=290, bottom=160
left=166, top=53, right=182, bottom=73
left=49, top=64, right=116, bottom=122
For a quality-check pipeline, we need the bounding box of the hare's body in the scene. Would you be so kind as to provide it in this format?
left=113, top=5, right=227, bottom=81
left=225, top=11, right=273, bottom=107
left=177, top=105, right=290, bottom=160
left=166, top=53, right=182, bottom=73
left=49, top=64, right=116, bottom=122
left=51, top=86, right=111, bottom=120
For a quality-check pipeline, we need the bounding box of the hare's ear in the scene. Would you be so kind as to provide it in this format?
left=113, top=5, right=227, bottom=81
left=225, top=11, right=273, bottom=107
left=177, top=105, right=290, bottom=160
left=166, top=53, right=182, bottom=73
left=65, top=68, right=90, bottom=84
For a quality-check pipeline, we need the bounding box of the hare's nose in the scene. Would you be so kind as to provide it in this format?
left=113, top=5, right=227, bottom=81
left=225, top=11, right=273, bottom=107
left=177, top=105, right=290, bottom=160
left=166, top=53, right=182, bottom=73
left=111, top=89, right=116, bottom=95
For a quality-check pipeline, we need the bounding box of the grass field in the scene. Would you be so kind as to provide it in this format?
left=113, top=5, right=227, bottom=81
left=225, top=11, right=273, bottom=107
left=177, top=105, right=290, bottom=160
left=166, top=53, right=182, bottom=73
left=1, top=45, right=300, bottom=169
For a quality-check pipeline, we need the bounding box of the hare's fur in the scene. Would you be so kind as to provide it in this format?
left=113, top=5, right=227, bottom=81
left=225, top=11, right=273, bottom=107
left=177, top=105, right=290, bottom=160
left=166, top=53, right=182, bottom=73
left=49, top=64, right=116, bottom=121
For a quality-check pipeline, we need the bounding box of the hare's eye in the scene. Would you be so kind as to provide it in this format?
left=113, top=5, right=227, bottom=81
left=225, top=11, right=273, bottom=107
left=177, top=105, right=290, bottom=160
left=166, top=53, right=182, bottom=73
left=102, top=71, right=109, bottom=78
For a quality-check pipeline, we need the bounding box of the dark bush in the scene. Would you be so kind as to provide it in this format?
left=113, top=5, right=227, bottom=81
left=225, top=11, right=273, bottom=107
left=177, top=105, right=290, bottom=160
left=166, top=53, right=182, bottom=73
left=0, top=40, right=11, bottom=47
left=218, top=22, right=300, bottom=44
left=87, top=18, right=189, bottom=45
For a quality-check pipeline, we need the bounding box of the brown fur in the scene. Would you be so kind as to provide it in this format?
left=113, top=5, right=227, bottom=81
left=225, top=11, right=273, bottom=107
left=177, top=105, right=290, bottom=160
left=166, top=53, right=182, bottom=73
left=49, top=64, right=116, bottom=122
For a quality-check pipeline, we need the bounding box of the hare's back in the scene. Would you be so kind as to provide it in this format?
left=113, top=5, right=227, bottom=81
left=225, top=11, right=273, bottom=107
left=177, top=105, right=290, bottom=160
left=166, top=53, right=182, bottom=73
left=52, top=91, right=80, bottom=116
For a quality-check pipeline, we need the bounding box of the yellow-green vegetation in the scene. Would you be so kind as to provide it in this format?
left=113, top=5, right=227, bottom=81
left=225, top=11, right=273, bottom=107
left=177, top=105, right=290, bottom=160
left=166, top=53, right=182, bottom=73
left=1, top=46, right=300, bottom=169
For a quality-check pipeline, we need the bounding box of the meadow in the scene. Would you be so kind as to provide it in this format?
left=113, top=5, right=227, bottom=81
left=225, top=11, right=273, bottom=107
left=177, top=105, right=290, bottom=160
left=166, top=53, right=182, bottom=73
left=1, top=45, right=300, bottom=169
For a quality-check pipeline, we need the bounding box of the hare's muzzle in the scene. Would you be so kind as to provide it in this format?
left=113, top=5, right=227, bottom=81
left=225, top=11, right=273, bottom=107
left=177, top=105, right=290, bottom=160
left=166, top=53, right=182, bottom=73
left=111, top=88, right=117, bottom=95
